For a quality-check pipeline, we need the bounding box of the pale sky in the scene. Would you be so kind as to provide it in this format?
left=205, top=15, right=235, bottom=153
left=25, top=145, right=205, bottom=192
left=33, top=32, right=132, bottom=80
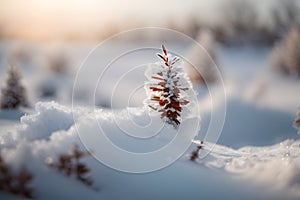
left=0, top=0, right=223, bottom=39
left=0, top=0, right=293, bottom=41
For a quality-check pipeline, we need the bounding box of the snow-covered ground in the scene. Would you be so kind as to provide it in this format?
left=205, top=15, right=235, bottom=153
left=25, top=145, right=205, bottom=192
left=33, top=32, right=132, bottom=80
left=0, top=41, right=300, bottom=199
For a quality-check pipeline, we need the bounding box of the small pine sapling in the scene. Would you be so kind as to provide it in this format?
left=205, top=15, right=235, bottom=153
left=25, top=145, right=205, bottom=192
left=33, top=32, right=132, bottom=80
left=0, top=154, right=34, bottom=198
left=145, top=45, right=192, bottom=128
left=0, top=66, right=29, bottom=109
left=47, top=144, right=93, bottom=187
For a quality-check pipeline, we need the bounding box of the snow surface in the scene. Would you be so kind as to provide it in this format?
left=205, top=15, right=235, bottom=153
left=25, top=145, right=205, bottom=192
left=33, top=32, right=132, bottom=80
left=0, top=101, right=298, bottom=199
left=195, top=139, right=300, bottom=198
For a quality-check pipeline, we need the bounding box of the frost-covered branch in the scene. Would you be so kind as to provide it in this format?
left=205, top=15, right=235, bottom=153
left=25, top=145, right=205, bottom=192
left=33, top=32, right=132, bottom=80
left=144, top=45, right=192, bottom=128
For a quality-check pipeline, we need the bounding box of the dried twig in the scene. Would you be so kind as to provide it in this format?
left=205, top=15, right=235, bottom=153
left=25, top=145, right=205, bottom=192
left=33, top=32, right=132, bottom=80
left=48, top=144, right=93, bottom=187
left=190, top=141, right=204, bottom=161
left=0, top=155, right=34, bottom=198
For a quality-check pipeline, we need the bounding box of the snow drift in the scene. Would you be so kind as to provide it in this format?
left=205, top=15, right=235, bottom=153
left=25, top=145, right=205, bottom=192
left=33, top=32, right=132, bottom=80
left=0, top=101, right=299, bottom=199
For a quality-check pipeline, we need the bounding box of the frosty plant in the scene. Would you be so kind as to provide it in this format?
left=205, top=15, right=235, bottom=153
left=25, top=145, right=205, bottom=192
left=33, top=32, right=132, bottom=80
left=190, top=141, right=204, bottom=161
left=145, top=45, right=192, bottom=128
left=0, top=66, right=28, bottom=109
left=0, top=154, right=34, bottom=198
left=47, top=144, right=93, bottom=187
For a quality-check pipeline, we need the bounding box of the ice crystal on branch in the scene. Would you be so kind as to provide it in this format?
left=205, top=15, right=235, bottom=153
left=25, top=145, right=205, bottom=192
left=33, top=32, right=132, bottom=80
left=144, top=45, right=192, bottom=128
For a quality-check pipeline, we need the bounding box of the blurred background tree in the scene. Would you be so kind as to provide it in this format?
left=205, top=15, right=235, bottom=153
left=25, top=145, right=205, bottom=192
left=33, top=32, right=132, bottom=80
left=0, top=66, right=29, bottom=109
left=270, top=26, right=300, bottom=77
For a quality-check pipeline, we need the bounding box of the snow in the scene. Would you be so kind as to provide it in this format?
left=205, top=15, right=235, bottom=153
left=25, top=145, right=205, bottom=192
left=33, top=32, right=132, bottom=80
left=0, top=42, right=299, bottom=199
left=195, top=139, right=300, bottom=198
left=19, top=101, right=74, bottom=141
left=0, top=101, right=298, bottom=199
